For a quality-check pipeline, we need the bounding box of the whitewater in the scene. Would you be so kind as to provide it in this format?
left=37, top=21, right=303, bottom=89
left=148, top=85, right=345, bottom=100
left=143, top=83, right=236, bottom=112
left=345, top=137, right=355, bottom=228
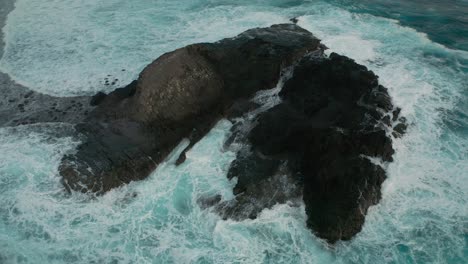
left=0, top=0, right=466, bottom=263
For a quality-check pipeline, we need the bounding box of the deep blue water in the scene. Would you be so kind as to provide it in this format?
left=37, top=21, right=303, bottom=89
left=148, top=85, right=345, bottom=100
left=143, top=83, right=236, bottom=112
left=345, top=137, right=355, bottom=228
left=0, top=0, right=466, bottom=263
left=335, top=0, right=468, bottom=51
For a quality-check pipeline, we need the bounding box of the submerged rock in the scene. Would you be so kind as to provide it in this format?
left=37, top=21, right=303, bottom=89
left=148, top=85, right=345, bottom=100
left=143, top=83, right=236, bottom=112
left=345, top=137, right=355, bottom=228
left=59, top=24, right=322, bottom=194
left=0, top=70, right=92, bottom=127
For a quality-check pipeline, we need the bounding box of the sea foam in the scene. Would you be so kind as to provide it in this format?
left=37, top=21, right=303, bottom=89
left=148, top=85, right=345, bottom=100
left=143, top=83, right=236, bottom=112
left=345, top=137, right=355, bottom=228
left=0, top=0, right=286, bottom=96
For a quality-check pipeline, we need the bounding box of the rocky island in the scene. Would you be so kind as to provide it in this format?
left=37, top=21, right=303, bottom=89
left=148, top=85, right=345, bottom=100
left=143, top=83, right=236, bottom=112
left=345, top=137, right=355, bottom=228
left=4, top=24, right=406, bottom=243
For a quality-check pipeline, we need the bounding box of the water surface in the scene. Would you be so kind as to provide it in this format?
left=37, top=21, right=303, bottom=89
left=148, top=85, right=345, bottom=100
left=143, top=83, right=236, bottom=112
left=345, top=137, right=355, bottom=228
left=0, top=1, right=466, bottom=263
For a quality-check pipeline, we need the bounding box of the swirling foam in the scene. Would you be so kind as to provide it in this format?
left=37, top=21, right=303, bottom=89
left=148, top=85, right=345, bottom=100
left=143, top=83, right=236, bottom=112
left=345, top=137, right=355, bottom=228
left=0, top=0, right=286, bottom=96
left=0, top=121, right=333, bottom=263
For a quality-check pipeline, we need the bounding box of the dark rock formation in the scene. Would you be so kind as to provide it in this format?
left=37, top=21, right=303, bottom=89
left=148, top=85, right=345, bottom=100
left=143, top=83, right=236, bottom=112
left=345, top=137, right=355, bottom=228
left=10, top=23, right=405, bottom=243
left=223, top=53, right=406, bottom=243
left=59, top=24, right=323, bottom=194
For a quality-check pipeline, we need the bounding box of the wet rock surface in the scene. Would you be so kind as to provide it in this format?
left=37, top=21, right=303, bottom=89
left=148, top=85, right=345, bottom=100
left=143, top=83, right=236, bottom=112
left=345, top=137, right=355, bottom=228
left=0, top=72, right=93, bottom=127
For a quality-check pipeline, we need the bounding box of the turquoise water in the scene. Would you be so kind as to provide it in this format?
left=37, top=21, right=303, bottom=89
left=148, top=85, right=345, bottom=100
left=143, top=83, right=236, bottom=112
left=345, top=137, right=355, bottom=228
left=0, top=1, right=467, bottom=263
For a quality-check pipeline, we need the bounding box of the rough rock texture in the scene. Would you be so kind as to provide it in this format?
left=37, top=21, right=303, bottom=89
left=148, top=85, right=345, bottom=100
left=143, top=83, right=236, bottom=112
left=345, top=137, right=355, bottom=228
left=224, top=53, right=406, bottom=243
left=59, top=24, right=323, bottom=194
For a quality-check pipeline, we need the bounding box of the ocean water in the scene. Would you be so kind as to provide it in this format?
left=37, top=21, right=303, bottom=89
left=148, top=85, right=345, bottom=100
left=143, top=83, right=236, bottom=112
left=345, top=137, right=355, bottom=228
left=0, top=0, right=467, bottom=263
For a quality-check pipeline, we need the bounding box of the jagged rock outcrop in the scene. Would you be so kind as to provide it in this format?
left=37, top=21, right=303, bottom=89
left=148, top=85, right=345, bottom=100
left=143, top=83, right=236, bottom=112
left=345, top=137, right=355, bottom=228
left=222, top=53, right=406, bottom=242
left=59, top=24, right=323, bottom=194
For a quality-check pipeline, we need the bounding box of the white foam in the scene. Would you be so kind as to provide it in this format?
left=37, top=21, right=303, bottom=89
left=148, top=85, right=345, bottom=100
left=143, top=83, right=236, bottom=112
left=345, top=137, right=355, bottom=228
left=0, top=0, right=286, bottom=96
